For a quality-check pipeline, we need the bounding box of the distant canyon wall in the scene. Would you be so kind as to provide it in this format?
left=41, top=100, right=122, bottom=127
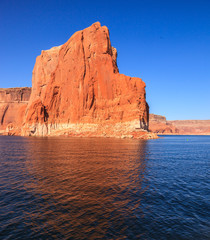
left=168, top=120, right=210, bottom=135
left=0, top=88, right=31, bottom=135
left=149, top=114, right=210, bottom=135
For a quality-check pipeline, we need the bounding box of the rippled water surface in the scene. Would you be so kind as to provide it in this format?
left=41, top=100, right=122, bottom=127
left=0, top=135, right=209, bottom=239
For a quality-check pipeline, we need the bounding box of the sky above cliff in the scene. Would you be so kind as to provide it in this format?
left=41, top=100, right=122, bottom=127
left=0, top=0, right=209, bottom=120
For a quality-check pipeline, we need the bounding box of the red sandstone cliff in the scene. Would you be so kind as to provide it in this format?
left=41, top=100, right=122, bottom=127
left=21, top=22, right=155, bottom=139
left=0, top=87, right=31, bottom=135
left=149, top=114, right=210, bottom=135
left=149, top=114, right=179, bottom=134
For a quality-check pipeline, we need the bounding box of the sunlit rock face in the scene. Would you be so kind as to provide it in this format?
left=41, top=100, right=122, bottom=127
left=149, top=113, right=178, bottom=134
left=0, top=87, right=31, bottom=135
left=21, top=22, right=153, bottom=138
left=168, top=120, right=210, bottom=135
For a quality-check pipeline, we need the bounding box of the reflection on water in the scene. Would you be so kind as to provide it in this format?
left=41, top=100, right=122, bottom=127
left=0, top=136, right=209, bottom=239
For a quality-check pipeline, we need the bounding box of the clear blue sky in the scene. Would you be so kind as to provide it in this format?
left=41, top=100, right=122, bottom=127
left=0, top=0, right=209, bottom=120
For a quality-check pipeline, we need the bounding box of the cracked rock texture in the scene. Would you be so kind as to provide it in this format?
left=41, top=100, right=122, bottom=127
left=21, top=22, right=152, bottom=138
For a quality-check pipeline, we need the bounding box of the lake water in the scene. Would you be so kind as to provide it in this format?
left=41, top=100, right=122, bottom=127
left=0, top=135, right=209, bottom=239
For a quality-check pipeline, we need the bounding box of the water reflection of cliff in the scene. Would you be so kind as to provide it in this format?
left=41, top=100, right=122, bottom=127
left=24, top=137, right=149, bottom=239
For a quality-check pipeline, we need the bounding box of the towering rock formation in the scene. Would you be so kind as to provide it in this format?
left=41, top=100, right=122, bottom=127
left=0, top=87, right=31, bottom=135
left=21, top=22, right=154, bottom=138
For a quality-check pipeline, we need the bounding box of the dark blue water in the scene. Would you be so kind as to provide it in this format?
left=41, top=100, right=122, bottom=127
left=0, top=135, right=209, bottom=239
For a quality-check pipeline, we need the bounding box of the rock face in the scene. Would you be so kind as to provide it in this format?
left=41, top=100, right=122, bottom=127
left=22, top=22, right=153, bottom=138
left=0, top=87, right=31, bottom=135
left=149, top=114, right=210, bottom=135
left=149, top=114, right=166, bottom=124
left=149, top=114, right=178, bottom=134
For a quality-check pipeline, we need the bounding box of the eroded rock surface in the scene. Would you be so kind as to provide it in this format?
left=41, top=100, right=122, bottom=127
left=22, top=22, right=153, bottom=138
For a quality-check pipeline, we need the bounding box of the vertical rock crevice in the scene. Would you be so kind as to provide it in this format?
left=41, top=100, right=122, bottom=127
left=1, top=104, right=9, bottom=125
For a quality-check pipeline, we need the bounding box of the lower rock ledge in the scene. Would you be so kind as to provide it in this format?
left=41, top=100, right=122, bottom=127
left=20, top=121, right=158, bottom=139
